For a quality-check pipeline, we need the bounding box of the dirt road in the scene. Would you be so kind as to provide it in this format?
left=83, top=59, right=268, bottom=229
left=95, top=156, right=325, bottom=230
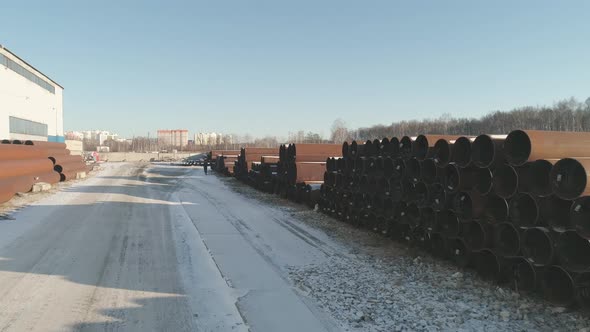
left=0, top=163, right=339, bottom=332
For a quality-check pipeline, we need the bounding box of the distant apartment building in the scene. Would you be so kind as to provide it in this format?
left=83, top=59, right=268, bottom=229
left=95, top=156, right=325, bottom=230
left=158, top=129, right=188, bottom=148
left=65, top=130, right=122, bottom=145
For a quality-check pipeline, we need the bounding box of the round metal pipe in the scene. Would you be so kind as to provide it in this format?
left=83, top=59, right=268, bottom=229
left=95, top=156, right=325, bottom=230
left=504, top=129, right=590, bottom=166
left=399, top=136, right=413, bottom=159
left=0, top=145, right=46, bottom=161
left=451, top=136, right=472, bottom=167
left=510, top=257, right=539, bottom=293
left=448, top=237, right=471, bottom=267
left=471, top=134, right=506, bottom=168
left=481, top=194, right=508, bottom=224
left=420, top=206, right=436, bottom=231
left=550, top=157, right=590, bottom=200
left=432, top=139, right=452, bottom=167
left=412, top=226, right=429, bottom=248
left=492, top=164, right=518, bottom=199
left=391, top=158, right=406, bottom=181
left=429, top=232, right=449, bottom=259
left=509, top=193, right=539, bottom=227
left=539, top=195, right=573, bottom=231
left=1, top=139, right=11, bottom=144
left=419, top=158, right=437, bottom=183
left=522, top=227, right=554, bottom=266
left=443, top=164, right=479, bottom=193
left=542, top=265, right=576, bottom=307
left=405, top=157, right=421, bottom=182
left=571, top=196, right=590, bottom=239
left=464, top=220, right=491, bottom=251
left=379, top=137, right=390, bottom=156
left=453, top=191, right=485, bottom=221
left=403, top=202, right=420, bottom=227
left=385, top=137, right=400, bottom=158
left=475, top=167, right=493, bottom=194
left=341, top=142, right=349, bottom=159
left=389, top=179, right=403, bottom=202
left=475, top=249, right=505, bottom=282
left=350, top=140, right=365, bottom=160
left=574, top=273, right=590, bottom=308
left=382, top=157, right=394, bottom=179
left=557, top=230, right=590, bottom=272
left=494, top=222, right=521, bottom=257
left=428, top=182, right=447, bottom=211
left=372, top=139, right=381, bottom=156
left=401, top=180, right=416, bottom=202
left=414, top=182, right=429, bottom=207
left=436, top=209, right=461, bottom=237
left=0, top=159, right=54, bottom=179
left=530, top=159, right=555, bottom=197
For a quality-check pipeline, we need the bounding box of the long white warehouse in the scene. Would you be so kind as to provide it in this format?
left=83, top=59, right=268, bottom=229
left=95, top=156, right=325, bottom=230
left=0, top=45, right=64, bottom=142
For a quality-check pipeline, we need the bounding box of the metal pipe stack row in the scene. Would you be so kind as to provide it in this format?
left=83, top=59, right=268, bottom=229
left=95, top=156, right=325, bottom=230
left=208, top=150, right=240, bottom=175
left=0, top=139, right=89, bottom=204
left=319, top=129, right=590, bottom=308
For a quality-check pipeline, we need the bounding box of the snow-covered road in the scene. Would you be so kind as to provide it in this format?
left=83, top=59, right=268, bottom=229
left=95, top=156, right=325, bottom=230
left=0, top=162, right=588, bottom=332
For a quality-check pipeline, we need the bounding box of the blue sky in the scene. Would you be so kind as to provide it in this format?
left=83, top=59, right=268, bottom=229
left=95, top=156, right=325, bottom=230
left=2, top=1, right=590, bottom=139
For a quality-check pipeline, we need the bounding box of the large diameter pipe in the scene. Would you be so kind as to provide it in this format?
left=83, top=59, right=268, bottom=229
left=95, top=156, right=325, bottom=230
left=510, top=257, right=540, bottom=293
left=450, top=136, right=473, bottom=168
left=412, top=135, right=463, bottom=161
left=405, top=157, right=421, bottom=183
left=493, top=222, right=521, bottom=257
left=448, top=237, right=471, bottom=268
left=539, top=195, right=572, bottom=231
left=419, top=159, right=437, bottom=183
left=453, top=191, right=485, bottom=221
left=399, top=136, right=413, bottom=159
left=557, top=230, right=590, bottom=273
left=49, top=155, right=84, bottom=165
left=492, top=164, right=518, bottom=199
left=481, top=194, right=508, bottom=224
left=471, top=134, right=506, bottom=168
left=443, top=164, right=481, bottom=193
left=542, top=265, right=576, bottom=307
left=349, top=141, right=365, bottom=160
left=474, top=249, right=508, bottom=282
left=504, top=129, right=590, bottom=166
left=291, top=144, right=342, bottom=160
left=0, top=145, right=46, bottom=161
left=420, top=206, right=436, bottom=232
left=391, top=158, right=406, bottom=181
left=574, top=273, right=590, bottom=308
left=550, top=157, right=590, bottom=200
left=529, top=159, right=556, bottom=197
left=384, top=137, right=400, bottom=158
left=432, top=139, right=452, bottom=167
left=414, top=182, right=429, bottom=207
left=521, top=227, right=555, bottom=266
left=464, top=220, right=492, bottom=251
left=341, top=142, right=350, bottom=159
left=428, top=182, right=447, bottom=211
left=436, top=209, right=461, bottom=237
left=508, top=193, right=540, bottom=227
left=571, top=196, right=590, bottom=239
left=0, top=159, right=54, bottom=179
left=286, top=162, right=326, bottom=185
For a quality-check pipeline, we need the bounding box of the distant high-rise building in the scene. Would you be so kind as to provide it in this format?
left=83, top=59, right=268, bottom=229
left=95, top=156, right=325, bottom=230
left=157, top=129, right=188, bottom=148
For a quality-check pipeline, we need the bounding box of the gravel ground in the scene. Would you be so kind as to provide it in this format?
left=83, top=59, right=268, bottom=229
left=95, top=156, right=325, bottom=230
left=221, top=176, right=590, bottom=332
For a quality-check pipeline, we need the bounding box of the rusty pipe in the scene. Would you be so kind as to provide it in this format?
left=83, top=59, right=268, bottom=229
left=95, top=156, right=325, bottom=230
left=529, top=159, right=556, bottom=197
left=492, top=164, right=518, bottom=199
left=542, top=265, right=576, bottom=307
left=510, top=257, right=540, bottom=293
left=432, top=139, right=452, bottom=167
left=557, top=230, right=590, bottom=273
left=550, top=157, right=590, bottom=200
left=419, top=158, right=437, bottom=183
left=474, top=249, right=508, bottom=282
left=24, top=140, right=67, bottom=149
left=412, top=135, right=463, bottom=161
left=436, top=209, right=461, bottom=237
left=481, top=194, right=509, bottom=224
left=521, top=227, right=555, bottom=266
left=399, top=136, right=413, bottom=159
left=571, top=196, right=590, bottom=239
left=539, top=195, right=573, bottom=232
left=471, top=134, right=506, bottom=168
left=464, top=220, right=492, bottom=251
left=287, top=162, right=326, bottom=185
left=453, top=191, right=485, bottom=221
left=0, top=145, right=46, bottom=161
left=494, top=222, right=521, bottom=257
left=504, top=129, right=590, bottom=166
left=0, top=159, right=54, bottom=179
left=509, top=193, right=540, bottom=227
left=450, top=136, right=472, bottom=168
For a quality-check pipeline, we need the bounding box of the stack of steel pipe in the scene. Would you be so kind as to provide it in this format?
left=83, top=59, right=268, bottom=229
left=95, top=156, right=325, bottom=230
left=213, top=154, right=239, bottom=175
left=316, top=130, right=590, bottom=308
left=0, top=140, right=85, bottom=204
left=234, top=147, right=279, bottom=182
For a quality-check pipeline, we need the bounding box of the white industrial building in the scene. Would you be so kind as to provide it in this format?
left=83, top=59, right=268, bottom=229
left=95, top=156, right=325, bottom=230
left=0, top=45, right=64, bottom=142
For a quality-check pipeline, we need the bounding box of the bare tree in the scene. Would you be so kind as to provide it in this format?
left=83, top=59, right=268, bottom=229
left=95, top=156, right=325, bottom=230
left=330, top=118, right=349, bottom=143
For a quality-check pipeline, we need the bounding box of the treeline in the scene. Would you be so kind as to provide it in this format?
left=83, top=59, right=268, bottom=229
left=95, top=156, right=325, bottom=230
left=341, top=97, right=590, bottom=142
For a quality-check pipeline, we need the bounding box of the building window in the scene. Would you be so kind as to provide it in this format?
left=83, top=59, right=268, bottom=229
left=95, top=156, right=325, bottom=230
left=0, top=54, right=55, bottom=94
left=9, top=116, right=48, bottom=137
